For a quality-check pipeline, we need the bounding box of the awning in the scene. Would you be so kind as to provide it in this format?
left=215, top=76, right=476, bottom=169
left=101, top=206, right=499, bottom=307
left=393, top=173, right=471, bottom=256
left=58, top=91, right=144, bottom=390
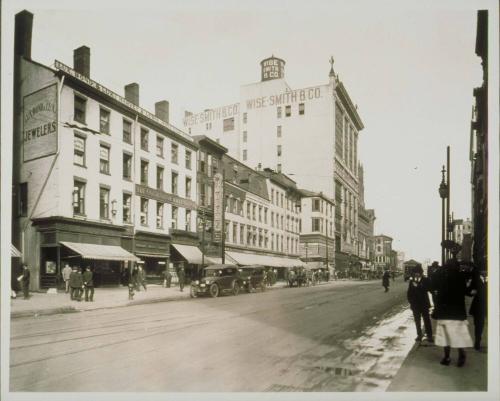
left=226, top=251, right=304, bottom=268
left=11, top=244, right=22, bottom=258
left=60, top=241, right=139, bottom=262
left=171, top=244, right=210, bottom=265
left=304, top=261, right=324, bottom=269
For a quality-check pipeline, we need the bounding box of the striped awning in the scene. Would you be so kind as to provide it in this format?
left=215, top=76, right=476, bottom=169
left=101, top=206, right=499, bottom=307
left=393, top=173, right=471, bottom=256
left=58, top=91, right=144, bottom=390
left=11, top=244, right=22, bottom=258
left=60, top=241, right=139, bottom=262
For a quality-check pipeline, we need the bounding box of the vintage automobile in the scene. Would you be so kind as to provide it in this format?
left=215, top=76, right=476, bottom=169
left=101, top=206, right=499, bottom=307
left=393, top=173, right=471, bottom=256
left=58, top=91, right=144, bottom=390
left=190, top=264, right=242, bottom=298
left=238, top=265, right=266, bottom=293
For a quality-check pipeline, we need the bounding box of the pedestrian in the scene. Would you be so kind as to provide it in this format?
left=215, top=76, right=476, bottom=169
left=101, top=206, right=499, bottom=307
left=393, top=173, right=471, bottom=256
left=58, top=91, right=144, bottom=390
left=62, top=264, right=72, bottom=293
left=407, top=265, right=433, bottom=343
left=382, top=270, right=390, bottom=292
left=433, top=257, right=473, bottom=367
left=19, top=264, right=31, bottom=299
left=131, top=265, right=140, bottom=291
left=69, top=267, right=83, bottom=301
left=82, top=266, right=94, bottom=302
left=178, top=266, right=185, bottom=292
left=137, top=265, right=147, bottom=291
left=467, top=267, right=487, bottom=351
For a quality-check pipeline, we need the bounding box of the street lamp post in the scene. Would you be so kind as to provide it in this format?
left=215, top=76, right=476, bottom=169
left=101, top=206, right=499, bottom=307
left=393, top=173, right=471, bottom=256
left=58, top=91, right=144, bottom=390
left=438, top=165, right=448, bottom=266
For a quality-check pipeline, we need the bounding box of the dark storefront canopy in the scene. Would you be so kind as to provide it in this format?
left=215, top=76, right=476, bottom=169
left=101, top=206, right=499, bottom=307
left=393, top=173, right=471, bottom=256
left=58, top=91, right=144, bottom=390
left=60, top=241, right=139, bottom=262
left=171, top=244, right=213, bottom=265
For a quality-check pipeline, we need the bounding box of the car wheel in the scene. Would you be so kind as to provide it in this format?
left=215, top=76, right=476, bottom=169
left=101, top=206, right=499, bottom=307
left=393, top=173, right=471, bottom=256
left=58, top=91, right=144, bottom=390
left=232, top=281, right=240, bottom=296
left=209, top=283, right=219, bottom=298
left=190, top=286, right=198, bottom=298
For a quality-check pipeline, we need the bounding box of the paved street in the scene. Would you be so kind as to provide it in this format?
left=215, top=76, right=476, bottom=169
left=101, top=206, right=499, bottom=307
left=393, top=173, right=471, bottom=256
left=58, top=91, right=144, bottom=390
left=10, top=279, right=412, bottom=392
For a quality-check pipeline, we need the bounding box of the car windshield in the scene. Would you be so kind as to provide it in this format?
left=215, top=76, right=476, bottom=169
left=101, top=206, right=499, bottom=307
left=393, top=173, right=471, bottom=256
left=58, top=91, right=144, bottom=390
left=203, top=269, right=221, bottom=277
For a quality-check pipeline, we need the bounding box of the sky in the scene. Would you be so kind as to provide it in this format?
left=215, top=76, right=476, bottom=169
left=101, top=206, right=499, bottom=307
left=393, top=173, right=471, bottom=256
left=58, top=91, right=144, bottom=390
left=1, top=0, right=495, bottom=263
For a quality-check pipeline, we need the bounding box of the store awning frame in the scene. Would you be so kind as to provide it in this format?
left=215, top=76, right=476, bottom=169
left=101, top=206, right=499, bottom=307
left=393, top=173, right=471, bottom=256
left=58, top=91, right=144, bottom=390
left=11, top=244, right=22, bottom=258
left=60, top=241, right=140, bottom=262
left=171, top=244, right=212, bottom=265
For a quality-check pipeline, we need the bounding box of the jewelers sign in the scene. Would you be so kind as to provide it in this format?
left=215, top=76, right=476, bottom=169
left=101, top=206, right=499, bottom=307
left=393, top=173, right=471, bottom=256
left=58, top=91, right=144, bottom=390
left=23, top=84, right=58, bottom=162
left=213, top=173, right=224, bottom=242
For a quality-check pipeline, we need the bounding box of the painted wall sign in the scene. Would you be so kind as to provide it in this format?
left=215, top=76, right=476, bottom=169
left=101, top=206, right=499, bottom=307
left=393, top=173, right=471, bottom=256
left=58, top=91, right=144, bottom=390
left=246, top=86, right=323, bottom=110
left=183, top=104, right=240, bottom=127
left=54, top=60, right=192, bottom=143
left=135, top=184, right=197, bottom=210
left=23, top=84, right=58, bottom=162
left=212, top=173, right=224, bottom=242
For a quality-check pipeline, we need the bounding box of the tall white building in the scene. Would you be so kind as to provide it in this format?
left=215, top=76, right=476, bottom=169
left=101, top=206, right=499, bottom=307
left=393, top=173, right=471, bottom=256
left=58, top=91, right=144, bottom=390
left=185, top=56, right=365, bottom=271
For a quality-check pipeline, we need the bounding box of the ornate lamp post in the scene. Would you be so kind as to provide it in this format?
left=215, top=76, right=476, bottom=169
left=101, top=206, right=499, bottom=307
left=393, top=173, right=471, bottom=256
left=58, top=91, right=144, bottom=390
left=438, top=165, right=449, bottom=266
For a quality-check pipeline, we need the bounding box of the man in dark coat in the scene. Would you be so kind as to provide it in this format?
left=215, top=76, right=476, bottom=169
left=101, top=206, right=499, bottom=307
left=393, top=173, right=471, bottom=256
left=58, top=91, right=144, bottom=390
left=177, top=266, right=186, bottom=292
left=407, top=265, right=433, bottom=342
left=467, top=268, right=487, bottom=350
left=82, top=266, right=94, bottom=302
left=20, top=264, right=31, bottom=299
left=69, top=267, right=83, bottom=301
left=382, top=270, right=390, bottom=292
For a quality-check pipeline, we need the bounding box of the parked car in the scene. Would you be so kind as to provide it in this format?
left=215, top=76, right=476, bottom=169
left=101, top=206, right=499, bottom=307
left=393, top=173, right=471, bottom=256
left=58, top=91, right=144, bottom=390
left=238, top=265, right=266, bottom=293
left=190, top=264, right=242, bottom=298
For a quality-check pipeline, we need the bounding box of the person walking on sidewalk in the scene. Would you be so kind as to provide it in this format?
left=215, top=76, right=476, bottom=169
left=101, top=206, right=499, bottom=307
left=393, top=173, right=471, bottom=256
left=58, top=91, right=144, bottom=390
left=407, top=265, right=433, bottom=343
left=20, top=264, right=31, bottom=299
left=382, top=270, right=391, bottom=292
left=433, top=257, right=473, bottom=367
left=69, top=267, right=83, bottom=301
left=163, top=268, right=172, bottom=288
left=82, top=266, right=94, bottom=302
left=177, top=266, right=186, bottom=292
left=137, top=265, right=147, bottom=291
left=62, top=264, right=72, bottom=293
left=467, top=267, right=487, bottom=351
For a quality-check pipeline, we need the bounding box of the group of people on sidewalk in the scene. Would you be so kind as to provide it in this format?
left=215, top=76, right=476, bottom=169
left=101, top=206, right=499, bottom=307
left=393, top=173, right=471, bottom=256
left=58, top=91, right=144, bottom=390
left=62, top=264, right=95, bottom=302
left=406, top=257, right=487, bottom=368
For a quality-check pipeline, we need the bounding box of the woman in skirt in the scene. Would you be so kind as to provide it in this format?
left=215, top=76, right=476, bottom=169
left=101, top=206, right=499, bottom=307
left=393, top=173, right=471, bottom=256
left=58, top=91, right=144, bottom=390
left=433, top=258, right=473, bottom=367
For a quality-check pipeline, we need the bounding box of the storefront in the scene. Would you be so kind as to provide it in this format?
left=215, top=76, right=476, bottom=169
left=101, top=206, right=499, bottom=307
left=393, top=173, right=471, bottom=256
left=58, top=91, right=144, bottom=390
left=225, top=250, right=303, bottom=279
left=170, top=229, right=211, bottom=282
left=134, top=231, right=170, bottom=284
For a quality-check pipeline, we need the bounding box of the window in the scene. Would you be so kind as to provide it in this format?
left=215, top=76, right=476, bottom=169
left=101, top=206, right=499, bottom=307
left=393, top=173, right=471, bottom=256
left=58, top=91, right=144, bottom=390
left=156, top=202, right=164, bottom=229
left=271, top=189, right=274, bottom=204
left=99, top=144, right=110, bottom=174
left=223, top=117, right=235, bottom=132
left=312, top=198, right=320, bottom=211
left=123, top=119, right=132, bottom=143
left=207, top=155, right=213, bottom=177
left=240, top=225, right=245, bottom=244
left=259, top=229, right=263, bottom=247
left=258, top=206, right=262, bottom=222
left=185, top=210, right=192, bottom=231
left=243, top=131, right=247, bottom=142
left=185, top=150, right=192, bottom=170
left=140, top=160, right=149, bottom=185
left=264, top=208, right=268, bottom=223
left=271, top=212, right=274, bottom=227
left=277, top=106, right=282, bottom=118
left=277, top=126, right=282, bottom=137
left=243, top=149, right=247, bottom=161
left=123, top=193, right=132, bottom=223
left=73, top=180, right=85, bottom=215
left=285, top=105, right=291, bottom=117
left=171, top=206, right=178, bottom=229
left=19, top=183, right=28, bottom=216
left=186, top=177, right=192, bottom=199
left=74, top=95, right=86, bottom=124
left=247, top=202, right=251, bottom=218
left=74, top=134, right=86, bottom=166
left=156, top=136, right=164, bottom=157
left=99, top=187, right=110, bottom=219
left=198, top=151, right=206, bottom=173
left=140, top=198, right=148, bottom=226
left=243, top=112, right=247, bottom=124
left=312, top=218, right=321, bottom=232
left=100, top=108, right=110, bottom=134
left=123, top=153, right=132, bottom=180
left=141, top=128, right=149, bottom=151
left=277, top=145, right=282, bottom=157
left=156, top=166, right=164, bottom=190
left=171, top=143, right=178, bottom=164
left=233, top=223, right=238, bottom=243
left=171, top=171, right=178, bottom=195
left=299, top=103, right=305, bottom=115
left=252, top=204, right=256, bottom=221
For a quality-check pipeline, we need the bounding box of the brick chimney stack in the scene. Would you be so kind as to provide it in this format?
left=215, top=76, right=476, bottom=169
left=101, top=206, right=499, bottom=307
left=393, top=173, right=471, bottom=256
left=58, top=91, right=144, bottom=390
left=73, top=46, right=90, bottom=77
left=14, top=10, right=33, bottom=59
left=155, top=101, right=169, bottom=123
left=124, top=83, right=139, bottom=106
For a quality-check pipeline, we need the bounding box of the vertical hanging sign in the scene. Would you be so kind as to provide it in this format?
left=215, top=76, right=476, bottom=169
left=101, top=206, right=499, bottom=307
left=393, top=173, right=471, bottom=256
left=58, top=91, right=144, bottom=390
left=213, top=173, right=224, bottom=242
left=23, top=84, right=58, bottom=162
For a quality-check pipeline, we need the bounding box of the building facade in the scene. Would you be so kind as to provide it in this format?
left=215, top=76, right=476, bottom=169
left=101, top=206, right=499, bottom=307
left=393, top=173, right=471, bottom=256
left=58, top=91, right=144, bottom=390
left=12, top=11, right=199, bottom=289
left=184, top=55, right=365, bottom=273
left=298, top=190, right=335, bottom=272
left=357, top=164, right=376, bottom=270
left=373, top=235, right=395, bottom=274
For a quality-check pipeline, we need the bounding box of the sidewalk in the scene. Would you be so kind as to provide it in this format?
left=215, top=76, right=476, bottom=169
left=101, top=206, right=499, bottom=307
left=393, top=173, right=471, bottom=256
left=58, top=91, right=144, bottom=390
left=10, top=280, right=294, bottom=318
left=388, top=318, right=488, bottom=392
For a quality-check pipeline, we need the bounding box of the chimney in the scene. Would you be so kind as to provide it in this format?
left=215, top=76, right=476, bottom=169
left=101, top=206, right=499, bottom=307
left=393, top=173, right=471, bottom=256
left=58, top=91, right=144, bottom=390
left=15, top=10, right=33, bottom=59
left=155, top=101, right=169, bottom=123
left=73, top=46, right=90, bottom=77
left=124, top=83, right=139, bottom=106
left=184, top=111, right=193, bottom=118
